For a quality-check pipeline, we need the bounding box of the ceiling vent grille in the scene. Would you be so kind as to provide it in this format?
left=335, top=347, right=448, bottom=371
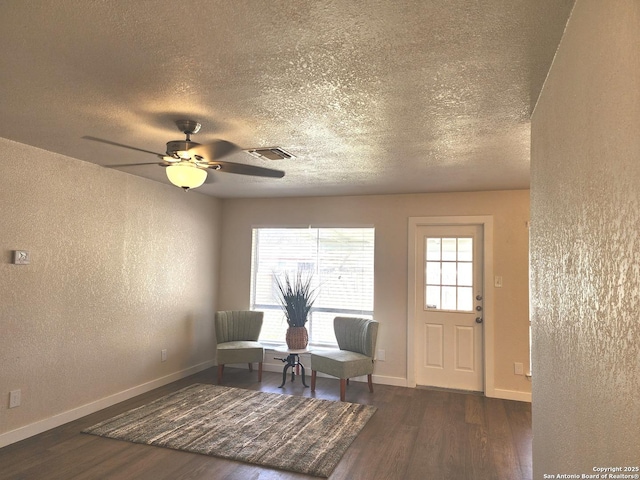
left=245, top=147, right=295, bottom=161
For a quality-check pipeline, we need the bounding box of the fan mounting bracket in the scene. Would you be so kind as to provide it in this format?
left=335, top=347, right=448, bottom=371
left=166, top=140, right=201, bottom=157
left=175, top=120, right=201, bottom=135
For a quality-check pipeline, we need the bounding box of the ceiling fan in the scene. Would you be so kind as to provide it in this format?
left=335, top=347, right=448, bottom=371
left=85, top=120, right=285, bottom=191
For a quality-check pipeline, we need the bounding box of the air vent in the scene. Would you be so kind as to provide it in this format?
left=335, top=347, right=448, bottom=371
left=245, top=147, right=295, bottom=161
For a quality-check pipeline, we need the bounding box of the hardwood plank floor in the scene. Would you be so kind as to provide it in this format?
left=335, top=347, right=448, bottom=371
left=0, top=368, right=532, bottom=480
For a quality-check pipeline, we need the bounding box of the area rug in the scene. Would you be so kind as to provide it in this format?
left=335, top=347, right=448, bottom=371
left=82, top=383, right=376, bottom=477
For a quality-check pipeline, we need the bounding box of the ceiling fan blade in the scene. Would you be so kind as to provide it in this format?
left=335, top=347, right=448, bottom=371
left=188, top=140, right=240, bottom=160
left=104, top=162, right=167, bottom=168
left=82, top=136, right=165, bottom=157
left=208, top=160, right=285, bottom=178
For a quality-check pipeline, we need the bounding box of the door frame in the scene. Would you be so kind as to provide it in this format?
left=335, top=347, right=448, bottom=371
left=407, top=215, right=496, bottom=397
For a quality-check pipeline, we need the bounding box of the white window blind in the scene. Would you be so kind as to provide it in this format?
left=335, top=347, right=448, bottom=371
left=250, top=227, right=375, bottom=346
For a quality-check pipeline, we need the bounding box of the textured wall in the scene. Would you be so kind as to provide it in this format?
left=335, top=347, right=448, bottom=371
left=219, top=190, right=530, bottom=394
left=531, top=0, right=640, bottom=475
left=0, top=138, right=221, bottom=438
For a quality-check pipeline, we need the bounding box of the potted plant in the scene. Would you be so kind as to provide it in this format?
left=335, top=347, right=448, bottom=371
left=274, top=270, right=317, bottom=349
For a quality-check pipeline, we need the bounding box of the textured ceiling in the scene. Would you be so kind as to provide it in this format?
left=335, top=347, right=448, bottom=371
left=0, top=0, right=573, bottom=198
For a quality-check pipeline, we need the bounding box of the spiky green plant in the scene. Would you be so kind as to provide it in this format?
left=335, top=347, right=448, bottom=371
left=274, top=270, right=317, bottom=327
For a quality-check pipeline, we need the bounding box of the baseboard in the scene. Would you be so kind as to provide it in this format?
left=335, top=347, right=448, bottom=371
left=0, top=359, right=215, bottom=449
left=265, top=358, right=527, bottom=399
left=262, top=362, right=408, bottom=387
left=370, top=374, right=408, bottom=387
left=491, top=388, right=532, bottom=403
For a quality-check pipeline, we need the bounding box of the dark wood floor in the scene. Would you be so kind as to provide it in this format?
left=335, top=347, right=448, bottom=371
left=0, top=368, right=532, bottom=480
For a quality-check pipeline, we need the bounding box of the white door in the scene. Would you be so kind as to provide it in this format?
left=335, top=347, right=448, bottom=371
left=415, top=224, right=484, bottom=391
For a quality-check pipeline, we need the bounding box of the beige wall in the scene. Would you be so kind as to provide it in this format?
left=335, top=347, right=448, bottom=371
left=0, top=139, right=531, bottom=445
left=0, top=138, right=221, bottom=444
left=218, top=190, right=530, bottom=395
left=531, top=0, right=640, bottom=475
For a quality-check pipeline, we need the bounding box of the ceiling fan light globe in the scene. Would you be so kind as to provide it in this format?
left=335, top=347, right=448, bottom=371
left=176, top=150, right=191, bottom=159
left=166, top=164, right=207, bottom=190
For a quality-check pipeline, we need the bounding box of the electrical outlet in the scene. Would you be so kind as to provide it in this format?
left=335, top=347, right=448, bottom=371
left=377, top=349, right=385, bottom=361
left=161, top=349, right=167, bottom=362
left=514, top=362, right=524, bottom=375
left=494, top=276, right=503, bottom=288
left=9, top=389, right=21, bottom=408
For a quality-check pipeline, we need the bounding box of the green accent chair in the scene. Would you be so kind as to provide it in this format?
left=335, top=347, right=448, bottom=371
left=310, top=317, right=379, bottom=401
left=215, top=311, right=264, bottom=384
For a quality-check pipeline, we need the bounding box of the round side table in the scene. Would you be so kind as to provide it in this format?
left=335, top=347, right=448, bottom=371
left=273, top=346, right=311, bottom=388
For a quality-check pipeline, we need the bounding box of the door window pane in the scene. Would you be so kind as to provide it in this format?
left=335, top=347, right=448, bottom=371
left=441, top=286, right=457, bottom=310
left=426, top=238, right=441, bottom=260
left=457, top=287, right=473, bottom=311
left=442, top=238, right=457, bottom=261
left=426, top=286, right=440, bottom=309
left=458, top=238, right=473, bottom=261
left=458, top=262, right=473, bottom=286
left=441, top=262, right=457, bottom=285
left=426, top=262, right=441, bottom=284
left=424, top=236, right=474, bottom=312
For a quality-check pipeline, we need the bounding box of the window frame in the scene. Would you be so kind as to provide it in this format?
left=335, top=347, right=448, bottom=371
left=250, top=225, right=375, bottom=348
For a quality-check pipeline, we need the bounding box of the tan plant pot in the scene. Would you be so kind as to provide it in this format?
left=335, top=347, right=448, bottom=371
left=286, top=326, right=308, bottom=349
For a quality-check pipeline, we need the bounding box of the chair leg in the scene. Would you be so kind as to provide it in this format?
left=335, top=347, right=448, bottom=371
left=248, top=363, right=253, bottom=372
left=258, top=362, right=263, bottom=382
left=311, top=370, right=317, bottom=391
left=217, top=364, right=224, bottom=384
left=340, top=378, right=347, bottom=401
left=368, top=374, right=374, bottom=393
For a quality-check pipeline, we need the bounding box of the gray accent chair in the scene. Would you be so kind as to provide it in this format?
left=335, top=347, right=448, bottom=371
left=215, top=310, right=264, bottom=384
left=310, top=316, right=379, bottom=401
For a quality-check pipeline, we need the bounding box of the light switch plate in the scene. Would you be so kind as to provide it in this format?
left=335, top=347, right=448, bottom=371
left=9, top=389, right=21, bottom=408
left=13, top=250, right=30, bottom=265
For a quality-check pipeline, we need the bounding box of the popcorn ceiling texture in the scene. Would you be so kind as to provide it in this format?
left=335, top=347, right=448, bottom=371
left=0, top=138, right=221, bottom=438
left=531, top=0, right=640, bottom=474
left=0, top=0, right=573, bottom=198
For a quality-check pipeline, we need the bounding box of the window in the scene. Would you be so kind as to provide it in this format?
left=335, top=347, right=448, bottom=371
left=424, top=237, right=474, bottom=312
left=251, top=227, right=375, bottom=346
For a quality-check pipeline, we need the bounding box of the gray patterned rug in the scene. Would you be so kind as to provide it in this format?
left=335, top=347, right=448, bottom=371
left=82, top=383, right=376, bottom=477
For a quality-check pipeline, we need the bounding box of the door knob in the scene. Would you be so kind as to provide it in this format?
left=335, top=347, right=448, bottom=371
left=476, top=294, right=483, bottom=301
left=475, top=317, right=483, bottom=324
left=476, top=305, right=483, bottom=311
